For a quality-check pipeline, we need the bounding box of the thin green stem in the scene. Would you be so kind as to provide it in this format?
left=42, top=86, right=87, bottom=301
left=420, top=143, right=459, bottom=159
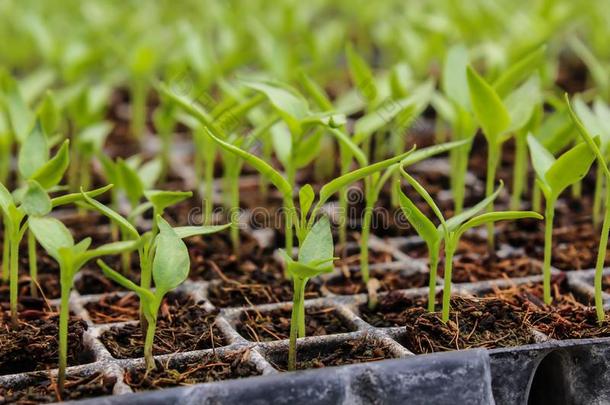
left=360, top=199, right=374, bottom=283
left=594, top=185, right=610, bottom=324
left=337, top=147, right=351, bottom=247
left=28, top=230, right=38, bottom=297
left=441, top=241, right=456, bottom=322
left=427, top=247, right=439, bottom=312
left=297, top=278, right=307, bottom=338
left=593, top=164, right=604, bottom=229
left=288, top=277, right=304, bottom=371
left=2, top=223, right=9, bottom=283
left=9, top=236, right=19, bottom=327
left=131, top=79, right=146, bottom=140
left=284, top=197, right=295, bottom=272
left=543, top=199, right=556, bottom=305
left=58, top=276, right=71, bottom=396
left=532, top=184, right=542, bottom=213
left=485, top=144, right=500, bottom=251
left=229, top=174, right=240, bottom=256
left=143, top=313, right=156, bottom=371
left=510, top=135, right=527, bottom=210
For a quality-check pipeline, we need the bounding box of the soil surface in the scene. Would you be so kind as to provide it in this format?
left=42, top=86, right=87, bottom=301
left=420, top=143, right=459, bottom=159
left=124, top=349, right=261, bottom=391
left=269, top=337, right=396, bottom=371
left=487, top=279, right=610, bottom=340
left=235, top=306, right=354, bottom=342
left=0, top=371, right=115, bottom=404
left=0, top=312, right=90, bottom=376
left=323, top=268, right=429, bottom=295
left=84, top=293, right=140, bottom=324
left=100, top=293, right=226, bottom=359
left=397, top=295, right=536, bottom=354
left=439, top=254, right=542, bottom=283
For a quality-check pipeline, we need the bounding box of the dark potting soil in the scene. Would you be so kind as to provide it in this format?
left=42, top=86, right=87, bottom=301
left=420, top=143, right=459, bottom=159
left=206, top=262, right=323, bottom=307
left=323, top=268, right=429, bottom=295
left=74, top=269, right=140, bottom=295
left=439, top=254, right=542, bottom=283
left=359, top=291, right=428, bottom=328
left=334, top=247, right=394, bottom=269
left=124, top=349, right=261, bottom=391
left=0, top=313, right=91, bottom=376
left=398, top=295, right=536, bottom=354
left=100, top=293, right=226, bottom=359
left=0, top=371, right=115, bottom=404
left=487, top=280, right=610, bottom=340
left=269, top=337, right=396, bottom=371
left=399, top=234, right=490, bottom=259
left=84, top=293, right=140, bottom=324
left=187, top=232, right=268, bottom=282
left=235, top=306, right=354, bottom=342
left=497, top=218, right=608, bottom=271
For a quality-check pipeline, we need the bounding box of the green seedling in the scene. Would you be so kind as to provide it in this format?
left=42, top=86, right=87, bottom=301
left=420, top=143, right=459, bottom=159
left=566, top=94, right=610, bottom=323
left=396, top=169, right=541, bottom=321
left=97, top=216, right=228, bottom=370
left=527, top=133, right=597, bottom=305
left=29, top=215, right=140, bottom=395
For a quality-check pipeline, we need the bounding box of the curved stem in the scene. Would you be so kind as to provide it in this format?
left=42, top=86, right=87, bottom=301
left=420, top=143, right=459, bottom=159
left=441, top=240, right=456, bottom=322
left=595, top=185, right=610, bottom=323
left=28, top=230, right=38, bottom=297
left=288, top=277, right=304, bottom=371
left=360, top=198, right=374, bottom=283
left=427, top=246, right=440, bottom=312
left=543, top=199, right=556, bottom=305
left=485, top=143, right=500, bottom=252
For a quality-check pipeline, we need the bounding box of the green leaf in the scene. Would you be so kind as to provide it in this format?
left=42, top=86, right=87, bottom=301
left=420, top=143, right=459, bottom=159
left=298, top=216, right=333, bottom=265
left=270, top=122, right=291, bottom=166
left=526, top=134, right=555, bottom=185
left=37, top=90, right=60, bottom=135
left=153, top=217, right=190, bottom=295
left=145, top=190, right=192, bottom=214
left=504, top=75, right=541, bottom=133
left=18, top=121, right=49, bottom=180
left=318, top=147, right=415, bottom=206
left=457, top=211, right=543, bottom=236
left=299, top=184, right=315, bottom=217
left=299, top=71, right=333, bottom=110
left=442, top=44, right=470, bottom=109
left=98, top=259, right=154, bottom=301
left=0, top=71, right=33, bottom=143
left=294, top=130, right=323, bottom=169
left=346, top=43, right=377, bottom=104
left=173, top=223, right=231, bottom=239
left=204, top=127, right=293, bottom=198
left=573, top=97, right=609, bottom=152
left=80, top=187, right=139, bottom=239
left=139, top=158, right=162, bottom=190
left=76, top=122, right=112, bottom=156
left=80, top=240, right=141, bottom=264
left=21, top=180, right=51, bottom=216
left=0, top=182, right=15, bottom=215
left=546, top=141, right=596, bottom=197
left=395, top=181, right=441, bottom=247
left=399, top=167, right=445, bottom=226
left=401, top=139, right=470, bottom=167
left=493, top=45, right=546, bottom=97
left=30, top=139, right=70, bottom=189
left=466, top=66, right=511, bottom=143
left=565, top=94, right=610, bottom=179
left=445, top=183, right=504, bottom=232
left=354, top=102, right=415, bottom=143
left=118, top=159, right=144, bottom=207
left=51, top=184, right=113, bottom=208
left=29, top=216, right=74, bottom=261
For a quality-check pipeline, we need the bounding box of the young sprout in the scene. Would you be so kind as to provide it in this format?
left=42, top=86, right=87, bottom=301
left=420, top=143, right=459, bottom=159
left=196, top=120, right=415, bottom=370
left=29, top=215, right=140, bottom=395
left=571, top=96, right=610, bottom=228
left=527, top=134, right=597, bottom=305
left=566, top=94, right=610, bottom=323
left=396, top=169, right=541, bottom=321
left=466, top=64, right=542, bottom=249
left=97, top=216, right=228, bottom=370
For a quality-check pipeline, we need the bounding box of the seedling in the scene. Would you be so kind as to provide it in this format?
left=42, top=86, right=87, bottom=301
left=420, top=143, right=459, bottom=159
left=527, top=134, right=597, bottom=305
left=195, top=117, right=416, bottom=370
left=396, top=168, right=541, bottom=321
left=29, top=215, right=140, bottom=395
left=97, top=216, right=228, bottom=370
left=466, top=56, right=542, bottom=248
left=566, top=94, right=610, bottom=323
